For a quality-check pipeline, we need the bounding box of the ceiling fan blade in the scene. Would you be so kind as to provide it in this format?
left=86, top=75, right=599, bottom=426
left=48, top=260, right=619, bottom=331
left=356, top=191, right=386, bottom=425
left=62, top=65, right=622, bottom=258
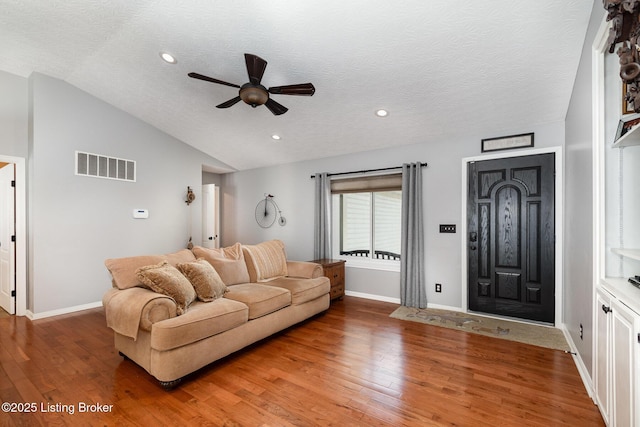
left=268, top=83, right=315, bottom=96
left=188, top=72, right=241, bottom=89
left=264, top=98, right=288, bottom=116
left=216, top=96, right=242, bottom=109
left=244, top=54, right=268, bottom=85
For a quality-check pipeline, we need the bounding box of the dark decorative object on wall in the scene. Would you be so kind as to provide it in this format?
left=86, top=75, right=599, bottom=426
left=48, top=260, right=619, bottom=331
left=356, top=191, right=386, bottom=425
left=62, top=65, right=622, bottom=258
left=185, top=186, right=196, bottom=205
left=255, top=194, right=286, bottom=228
left=604, top=0, right=640, bottom=113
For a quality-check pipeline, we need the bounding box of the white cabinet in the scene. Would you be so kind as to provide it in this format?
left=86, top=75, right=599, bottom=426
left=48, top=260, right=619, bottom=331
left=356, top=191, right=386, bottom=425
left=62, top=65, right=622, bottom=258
left=595, top=289, right=611, bottom=425
left=595, top=29, right=640, bottom=427
left=595, top=285, right=640, bottom=427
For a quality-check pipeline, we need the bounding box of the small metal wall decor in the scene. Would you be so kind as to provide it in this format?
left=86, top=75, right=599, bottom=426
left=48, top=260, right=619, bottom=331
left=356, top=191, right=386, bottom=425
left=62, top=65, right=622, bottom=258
left=185, top=186, right=196, bottom=205
left=604, top=1, right=640, bottom=113
left=255, top=194, right=286, bottom=228
left=481, top=132, right=534, bottom=153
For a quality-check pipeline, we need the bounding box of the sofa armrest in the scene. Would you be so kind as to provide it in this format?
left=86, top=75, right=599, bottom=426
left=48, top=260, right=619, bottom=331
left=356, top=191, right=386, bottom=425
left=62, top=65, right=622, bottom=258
left=286, top=261, right=323, bottom=279
left=103, top=287, right=177, bottom=340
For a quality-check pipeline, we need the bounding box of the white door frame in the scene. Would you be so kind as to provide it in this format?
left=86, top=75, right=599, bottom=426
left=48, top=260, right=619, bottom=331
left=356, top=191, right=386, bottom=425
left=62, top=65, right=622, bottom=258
left=460, top=146, right=564, bottom=325
left=0, top=155, right=26, bottom=316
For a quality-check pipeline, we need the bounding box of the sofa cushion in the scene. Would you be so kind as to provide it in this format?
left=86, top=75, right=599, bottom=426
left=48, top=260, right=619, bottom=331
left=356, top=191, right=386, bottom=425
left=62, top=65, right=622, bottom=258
left=177, top=258, right=228, bottom=302
left=150, top=298, right=249, bottom=351
left=164, top=249, right=199, bottom=266
left=264, top=276, right=330, bottom=305
left=136, top=261, right=197, bottom=315
left=242, top=240, right=288, bottom=282
left=192, top=243, right=250, bottom=285
left=105, top=249, right=196, bottom=290
left=224, top=283, right=291, bottom=319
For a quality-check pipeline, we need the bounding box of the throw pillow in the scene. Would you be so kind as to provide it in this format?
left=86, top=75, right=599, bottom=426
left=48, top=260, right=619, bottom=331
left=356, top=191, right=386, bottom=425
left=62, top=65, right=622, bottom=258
left=242, top=239, right=288, bottom=282
left=177, top=258, right=228, bottom=302
left=136, top=261, right=196, bottom=315
left=105, top=255, right=166, bottom=290
left=191, top=243, right=250, bottom=285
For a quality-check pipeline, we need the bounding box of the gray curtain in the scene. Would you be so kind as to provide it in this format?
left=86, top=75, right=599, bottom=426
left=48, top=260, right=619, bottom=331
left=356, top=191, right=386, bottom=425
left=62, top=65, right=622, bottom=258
left=314, top=172, right=332, bottom=259
left=400, top=163, right=426, bottom=308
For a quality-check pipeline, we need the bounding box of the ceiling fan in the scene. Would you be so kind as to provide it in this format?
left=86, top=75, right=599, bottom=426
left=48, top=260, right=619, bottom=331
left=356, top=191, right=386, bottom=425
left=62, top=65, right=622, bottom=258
left=188, top=53, right=315, bottom=116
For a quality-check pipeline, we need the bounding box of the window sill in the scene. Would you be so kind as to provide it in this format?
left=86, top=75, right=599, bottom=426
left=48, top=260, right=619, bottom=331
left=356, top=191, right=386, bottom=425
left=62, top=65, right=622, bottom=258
left=337, top=256, right=400, bottom=272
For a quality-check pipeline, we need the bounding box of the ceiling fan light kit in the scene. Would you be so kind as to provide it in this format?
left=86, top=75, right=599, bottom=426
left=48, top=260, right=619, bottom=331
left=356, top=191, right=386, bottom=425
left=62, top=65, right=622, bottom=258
left=188, top=53, right=315, bottom=115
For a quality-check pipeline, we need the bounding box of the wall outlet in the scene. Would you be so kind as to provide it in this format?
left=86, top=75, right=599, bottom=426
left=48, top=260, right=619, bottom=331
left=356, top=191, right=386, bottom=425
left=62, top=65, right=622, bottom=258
left=439, top=224, right=456, bottom=233
left=435, top=283, right=442, bottom=293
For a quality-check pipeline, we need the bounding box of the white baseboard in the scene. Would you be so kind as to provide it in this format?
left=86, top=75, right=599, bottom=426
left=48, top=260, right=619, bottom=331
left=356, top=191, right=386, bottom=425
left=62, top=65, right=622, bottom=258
left=345, top=291, right=400, bottom=304
left=560, top=322, right=595, bottom=401
left=427, top=302, right=463, bottom=312
left=26, top=301, right=103, bottom=320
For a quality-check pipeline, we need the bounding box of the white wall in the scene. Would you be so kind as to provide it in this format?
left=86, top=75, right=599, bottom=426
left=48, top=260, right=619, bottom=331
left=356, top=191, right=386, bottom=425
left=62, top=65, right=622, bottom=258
left=563, top=0, right=605, bottom=377
left=0, top=70, right=28, bottom=158
left=221, top=122, right=564, bottom=306
left=27, top=73, right=228, bottom=315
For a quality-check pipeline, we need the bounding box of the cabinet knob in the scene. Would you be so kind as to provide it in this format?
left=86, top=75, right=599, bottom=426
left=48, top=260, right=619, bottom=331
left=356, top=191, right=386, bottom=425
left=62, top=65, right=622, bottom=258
left=601, top=304, right=612, bottom=314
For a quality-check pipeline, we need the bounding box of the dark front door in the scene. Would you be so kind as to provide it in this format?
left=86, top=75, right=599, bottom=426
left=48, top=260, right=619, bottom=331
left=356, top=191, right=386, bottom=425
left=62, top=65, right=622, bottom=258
left=467, top=153, right=555, bottom=323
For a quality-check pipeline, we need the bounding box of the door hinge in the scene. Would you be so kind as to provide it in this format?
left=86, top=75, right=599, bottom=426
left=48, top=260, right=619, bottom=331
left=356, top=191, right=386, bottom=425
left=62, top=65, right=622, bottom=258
left=638, top=333, right=640, bottom=344
left=11, top=235, right=15, bottom=242
left=11, top=180, right=15, bottom=187
left=11, top=290, right=16, bottom=297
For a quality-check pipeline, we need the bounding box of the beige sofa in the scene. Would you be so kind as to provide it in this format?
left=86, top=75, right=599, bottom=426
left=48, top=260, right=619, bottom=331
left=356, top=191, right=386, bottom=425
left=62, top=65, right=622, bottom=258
left=102, top=240, right=330, bottom=389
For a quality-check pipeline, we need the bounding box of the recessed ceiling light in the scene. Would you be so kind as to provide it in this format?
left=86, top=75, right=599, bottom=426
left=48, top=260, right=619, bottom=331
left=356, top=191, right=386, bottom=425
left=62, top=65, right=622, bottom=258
left=375, top=109, right=389, bottom=117
left=271, top=134, right=281, bottom=140
left=160, top=52, right=177, bottom=64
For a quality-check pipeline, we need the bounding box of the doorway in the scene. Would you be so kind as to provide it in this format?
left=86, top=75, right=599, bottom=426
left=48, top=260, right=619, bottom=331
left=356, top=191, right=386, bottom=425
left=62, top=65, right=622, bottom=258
left=202, top=184, right=220, bottom=249
left=0, top=156, right=26, bottom=316
left=462, top=147, right=563, bottom=325
left=0, top=162, right=16, bottom=314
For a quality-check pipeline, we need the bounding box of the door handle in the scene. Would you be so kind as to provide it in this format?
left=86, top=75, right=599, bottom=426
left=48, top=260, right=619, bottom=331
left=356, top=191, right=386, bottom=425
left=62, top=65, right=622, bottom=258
left=601, top=304, right=611, bottom=314
left=470, top=232, right=477, bottom=242
left=470, top=245, right=477, bottom=250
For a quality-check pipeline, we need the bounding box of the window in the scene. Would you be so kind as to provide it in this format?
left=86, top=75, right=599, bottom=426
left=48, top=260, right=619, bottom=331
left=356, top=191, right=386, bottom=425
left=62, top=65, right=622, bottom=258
left=331, top=173, right=402, bottom=267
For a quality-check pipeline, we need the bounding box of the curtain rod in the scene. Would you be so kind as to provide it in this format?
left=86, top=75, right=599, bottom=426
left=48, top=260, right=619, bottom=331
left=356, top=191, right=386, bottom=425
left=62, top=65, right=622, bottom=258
left=309, top=162, right=427, bottom=179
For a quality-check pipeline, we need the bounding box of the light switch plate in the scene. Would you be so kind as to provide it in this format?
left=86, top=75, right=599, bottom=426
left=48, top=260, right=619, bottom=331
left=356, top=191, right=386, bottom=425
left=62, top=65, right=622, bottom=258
left=439, top=224, right=456, bottom=233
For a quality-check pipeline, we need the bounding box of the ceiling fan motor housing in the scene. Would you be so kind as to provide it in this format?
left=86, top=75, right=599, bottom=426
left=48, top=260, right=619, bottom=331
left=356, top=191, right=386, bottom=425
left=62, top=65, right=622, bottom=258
left=240, top=83, right=269, bottom=107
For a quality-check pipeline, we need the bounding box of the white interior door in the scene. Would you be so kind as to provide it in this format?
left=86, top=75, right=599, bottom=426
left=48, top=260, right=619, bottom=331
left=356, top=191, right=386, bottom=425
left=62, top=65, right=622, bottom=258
left=202, top=184, right=220, bottom=249
left=0, top=163, right=15, bottom=314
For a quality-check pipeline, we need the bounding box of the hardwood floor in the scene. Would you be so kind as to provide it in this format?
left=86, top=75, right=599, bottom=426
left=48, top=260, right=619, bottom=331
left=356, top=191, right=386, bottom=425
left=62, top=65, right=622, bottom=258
left=0, top=296, right=603, bottom=426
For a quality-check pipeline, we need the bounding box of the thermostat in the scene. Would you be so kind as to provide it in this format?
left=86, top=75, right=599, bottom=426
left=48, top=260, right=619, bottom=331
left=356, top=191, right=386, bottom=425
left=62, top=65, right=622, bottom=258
left=133, top=209, right=149, bottom=219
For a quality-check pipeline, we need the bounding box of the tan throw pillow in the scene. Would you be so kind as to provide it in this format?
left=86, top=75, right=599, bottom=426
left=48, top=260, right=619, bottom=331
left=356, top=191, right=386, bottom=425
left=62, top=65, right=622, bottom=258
left=136, top=261, right=196, bottom=315
left=191, top=243, right=250, bottom=285
left=104, top=249, right=196, bottom=290
left=105, top=255, right=166, bottom=290
left=242, top=240, right=288, bottom=282
left=177, top=258, right=228, bottom=302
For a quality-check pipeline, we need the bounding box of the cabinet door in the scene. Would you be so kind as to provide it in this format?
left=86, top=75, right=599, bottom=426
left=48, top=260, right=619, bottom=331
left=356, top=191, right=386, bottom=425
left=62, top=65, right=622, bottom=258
left=611, top=298, right=638, bottom=427
left=594, top=289, right=611, bottom=425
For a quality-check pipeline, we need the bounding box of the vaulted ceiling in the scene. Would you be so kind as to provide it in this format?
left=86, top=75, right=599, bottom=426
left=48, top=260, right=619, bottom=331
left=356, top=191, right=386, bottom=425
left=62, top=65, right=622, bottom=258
left=0, top=1, right=593, bottom=172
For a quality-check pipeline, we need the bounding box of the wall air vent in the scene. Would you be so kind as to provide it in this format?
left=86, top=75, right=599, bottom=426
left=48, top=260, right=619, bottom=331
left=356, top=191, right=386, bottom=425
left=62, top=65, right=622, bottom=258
left=75, top=151, right=136, bottom=182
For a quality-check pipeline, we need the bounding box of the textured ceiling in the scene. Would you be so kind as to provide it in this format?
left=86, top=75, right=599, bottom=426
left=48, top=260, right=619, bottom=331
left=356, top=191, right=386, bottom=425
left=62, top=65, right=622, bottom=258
left=0, top=0, right=593, bottom=172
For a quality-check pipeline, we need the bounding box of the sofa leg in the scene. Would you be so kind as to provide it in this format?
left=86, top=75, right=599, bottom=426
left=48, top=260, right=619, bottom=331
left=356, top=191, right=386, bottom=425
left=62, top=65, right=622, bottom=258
left=159, top=378, right=182, bottom=390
